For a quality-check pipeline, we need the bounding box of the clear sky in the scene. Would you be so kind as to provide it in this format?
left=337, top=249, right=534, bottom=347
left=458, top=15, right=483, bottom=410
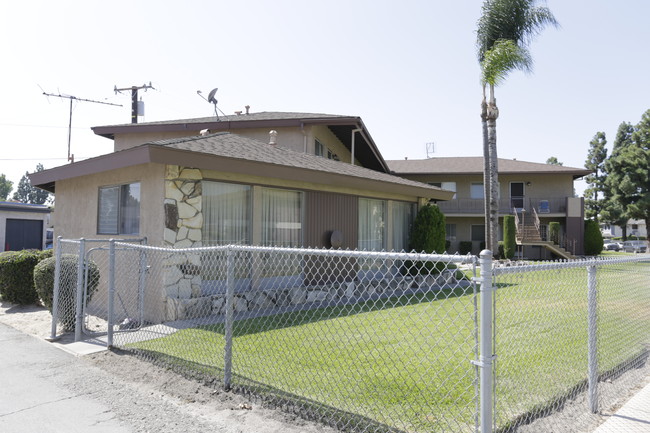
left=1, top=0, right=649, bottom=197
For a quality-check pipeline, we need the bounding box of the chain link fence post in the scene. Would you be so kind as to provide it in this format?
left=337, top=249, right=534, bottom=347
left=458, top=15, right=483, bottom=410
left=587, top=264, right=598, bottom=413
left=223, top=246, right=235, bottom=391
left=74, top=238, right=86, bottom=342
left=107, top=239, right=116, bottom=348
left=47, top=236, right=63, bottom=341
left=478, top=249, right=495, bottom=433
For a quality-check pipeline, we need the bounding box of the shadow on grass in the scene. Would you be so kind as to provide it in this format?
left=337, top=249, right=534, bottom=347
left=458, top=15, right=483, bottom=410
left=203, top=285, right=474, bottom=338
left=117, top=346, right=409, bottom=433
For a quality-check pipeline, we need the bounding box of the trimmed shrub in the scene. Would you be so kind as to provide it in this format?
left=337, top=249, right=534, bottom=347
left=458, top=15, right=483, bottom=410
left=584, top=220, right=604, bottom=256
left=0, top=249, right=53, bottom=305
left=459, top=241, right=473, bottom=255
left=409, top=205, right=446, bottom=254
left=502, top=215, right=516, bottom=260
left=34, top=254, right=100, bottom=331
left=404, top=205, right=446, bottom=275
left=549, top=222, right=561, bottom=244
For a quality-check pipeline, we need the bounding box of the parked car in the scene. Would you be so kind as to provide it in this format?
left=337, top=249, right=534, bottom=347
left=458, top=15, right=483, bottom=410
left=622, top=240, right=648, bottom=253
left=603, top=242, right=620, bottom=251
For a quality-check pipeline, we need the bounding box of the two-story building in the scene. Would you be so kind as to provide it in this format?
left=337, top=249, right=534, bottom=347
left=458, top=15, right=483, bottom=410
left=30, top=111, right=453, bottom=321
left=387, top=157, right=591, bottom=259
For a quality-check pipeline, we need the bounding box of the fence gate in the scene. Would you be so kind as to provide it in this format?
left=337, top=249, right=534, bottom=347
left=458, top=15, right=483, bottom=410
left=82, top=243, right=148, bottom=336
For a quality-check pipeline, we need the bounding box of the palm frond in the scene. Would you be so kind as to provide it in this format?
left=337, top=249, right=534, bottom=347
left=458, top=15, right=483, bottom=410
left=476, top=0, right=558, bottom=62
left=481, top=39, right=533, bottom=86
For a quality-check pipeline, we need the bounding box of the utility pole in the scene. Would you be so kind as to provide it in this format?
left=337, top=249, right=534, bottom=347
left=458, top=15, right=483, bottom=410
left=42, top=91, right=122, bottom=163
left=114, top=82, right=155, bottom=124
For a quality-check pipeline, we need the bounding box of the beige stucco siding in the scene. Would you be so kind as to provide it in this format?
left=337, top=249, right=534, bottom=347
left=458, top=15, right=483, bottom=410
left=54, top=163, right=165, bottom=244
left=403, top=173, right=575, bottom=201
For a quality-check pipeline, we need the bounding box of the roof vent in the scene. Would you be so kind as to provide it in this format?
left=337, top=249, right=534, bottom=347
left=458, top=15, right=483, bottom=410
left=269, top=130, right=278, bottom=145
left=234, top=110, right=242, bottom=115
left=245, top=105, right=250, bottom=115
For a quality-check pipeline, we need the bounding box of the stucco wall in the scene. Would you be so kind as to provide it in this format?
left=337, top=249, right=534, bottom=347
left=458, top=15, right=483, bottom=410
left=54, top=163, right=165, bottom=244
left=403, top=173, right=576, bottom=201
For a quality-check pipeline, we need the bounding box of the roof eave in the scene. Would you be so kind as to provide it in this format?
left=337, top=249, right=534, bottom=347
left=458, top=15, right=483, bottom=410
left=28, top=145, right=448, bottom=200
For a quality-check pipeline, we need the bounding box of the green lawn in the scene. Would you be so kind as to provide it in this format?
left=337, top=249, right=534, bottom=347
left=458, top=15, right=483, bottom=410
left=128, top=260, right=650, bottom=433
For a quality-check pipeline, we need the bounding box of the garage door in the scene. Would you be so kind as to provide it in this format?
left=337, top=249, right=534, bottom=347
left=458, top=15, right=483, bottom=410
left=5, top=219, right=43, bottom=251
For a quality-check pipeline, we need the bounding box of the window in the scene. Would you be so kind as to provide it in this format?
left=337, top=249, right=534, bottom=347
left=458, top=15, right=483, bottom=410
left=261, top=188, right=302, bottom=247
left=429, top=182, right=457, bottom=199
left=358, top=198, right=385, bottom=251
left=446, top=223, right=457, bottom=241
left=471, top=225, right=485, bottom=242
left=392, top=201, right=416, bottom=251
left=315, top=139, right=339, bottom=160
left=98, top=183, right=140, bottom=235
left=470, top=183, right=484, bottom=199
left=203, top=182, right=250, bottom=245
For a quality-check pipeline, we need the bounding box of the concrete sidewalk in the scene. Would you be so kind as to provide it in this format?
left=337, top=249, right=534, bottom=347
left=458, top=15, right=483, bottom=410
left=592, top=380, right=650, bottom=433
left=0, top=322, right=130, bottom=433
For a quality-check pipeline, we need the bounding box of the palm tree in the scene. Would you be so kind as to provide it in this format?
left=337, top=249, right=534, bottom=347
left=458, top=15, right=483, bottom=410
left=476, top=0, right=558, bottom=256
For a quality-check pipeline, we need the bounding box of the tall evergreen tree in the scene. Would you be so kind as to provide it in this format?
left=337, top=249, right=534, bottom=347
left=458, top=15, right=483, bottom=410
left=545, top=156, right=563, bottom=165
left=12, top=164, right=51, bottom=205
left=583, top=132, right=608, bottom=220
left=626, top=109, right=650, bottom=231
left=602, top=122, right=638, bottom=240
left=0, top=174, right=12, bottom=200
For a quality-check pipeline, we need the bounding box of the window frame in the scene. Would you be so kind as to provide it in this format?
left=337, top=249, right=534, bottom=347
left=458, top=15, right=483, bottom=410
left=97, top=182, right=141, bottom=235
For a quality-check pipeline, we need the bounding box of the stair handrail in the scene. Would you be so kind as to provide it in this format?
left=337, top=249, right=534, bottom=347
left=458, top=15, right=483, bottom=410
left=513, top=208, right=521, bottom=240
left=532, top=206, right=541, bottom=234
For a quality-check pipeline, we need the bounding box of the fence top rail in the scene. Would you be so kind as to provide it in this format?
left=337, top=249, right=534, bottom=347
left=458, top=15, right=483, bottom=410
left=102, top=241, right=477, bottom=264
left=57, top=237, right=147, bottom=245
left=493, top=254, right=650, bottom=275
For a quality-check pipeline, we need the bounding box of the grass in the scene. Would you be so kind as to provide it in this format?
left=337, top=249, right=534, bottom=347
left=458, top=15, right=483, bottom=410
left=129, top=260, right=650, bottom=433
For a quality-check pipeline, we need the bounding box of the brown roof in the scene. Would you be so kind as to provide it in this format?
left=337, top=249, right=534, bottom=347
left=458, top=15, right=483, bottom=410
left=91, top=111, right=389, bottom=173
left=30, top=132, right=454, bottom=201
left=387, top=157, right=592, bottom=179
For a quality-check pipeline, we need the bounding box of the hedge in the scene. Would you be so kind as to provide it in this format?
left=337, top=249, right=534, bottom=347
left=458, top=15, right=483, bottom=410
left=0, top=249, right=53, bottom=305
left=34, top=254, right=100, bottom=331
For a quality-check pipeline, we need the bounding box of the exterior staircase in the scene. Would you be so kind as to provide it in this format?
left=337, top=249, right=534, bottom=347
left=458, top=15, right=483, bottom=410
left=514, top=210, right=577, bottom=260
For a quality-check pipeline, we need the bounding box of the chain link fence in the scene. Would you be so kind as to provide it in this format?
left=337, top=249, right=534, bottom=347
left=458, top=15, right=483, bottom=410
left=491, top=256, right=650, bottom=432
left=50, top=240, right=650, bottom=433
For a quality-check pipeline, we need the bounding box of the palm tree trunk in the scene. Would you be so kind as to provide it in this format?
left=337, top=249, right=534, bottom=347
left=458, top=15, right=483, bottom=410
left=481, top=86, right=492, bottom=254
left=487, top=83, right=500, bottom=256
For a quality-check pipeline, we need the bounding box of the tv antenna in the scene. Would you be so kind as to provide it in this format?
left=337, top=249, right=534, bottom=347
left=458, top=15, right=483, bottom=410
left=114, top=82, right=155, bottom=124
left=197, top=87, right=226, bottom=120
left=42, top=90, right=122, bottom=163
left=425, top=141, right=435, bottom=159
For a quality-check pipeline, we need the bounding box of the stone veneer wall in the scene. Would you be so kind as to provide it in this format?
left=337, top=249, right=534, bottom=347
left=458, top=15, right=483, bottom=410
left=163, top=165, right=207, bottom=320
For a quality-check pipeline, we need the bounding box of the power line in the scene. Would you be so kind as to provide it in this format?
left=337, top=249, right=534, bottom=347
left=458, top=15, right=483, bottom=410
left=42, top=90, right=122, bottom=163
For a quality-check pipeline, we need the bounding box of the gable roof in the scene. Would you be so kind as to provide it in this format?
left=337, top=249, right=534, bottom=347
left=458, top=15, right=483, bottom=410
left=91, top=111, right=389, bottom=173
left=30, top=132, right=454, bottom=201
left=387, top=157, right=592, bottom=179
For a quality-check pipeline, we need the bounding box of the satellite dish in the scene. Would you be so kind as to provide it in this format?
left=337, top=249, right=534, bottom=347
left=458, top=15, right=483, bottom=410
left=207, top=88, right=218, bottom=104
